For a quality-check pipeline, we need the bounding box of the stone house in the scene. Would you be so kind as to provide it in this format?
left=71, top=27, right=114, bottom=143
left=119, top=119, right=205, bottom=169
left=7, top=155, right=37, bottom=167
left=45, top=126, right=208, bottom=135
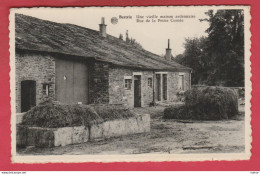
left=15, top=14, right=192, bottom=113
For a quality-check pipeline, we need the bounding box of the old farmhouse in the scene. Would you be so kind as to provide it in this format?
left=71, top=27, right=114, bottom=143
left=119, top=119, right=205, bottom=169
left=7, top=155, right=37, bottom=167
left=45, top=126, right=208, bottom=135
left=15, top=14, right=192, bottom=113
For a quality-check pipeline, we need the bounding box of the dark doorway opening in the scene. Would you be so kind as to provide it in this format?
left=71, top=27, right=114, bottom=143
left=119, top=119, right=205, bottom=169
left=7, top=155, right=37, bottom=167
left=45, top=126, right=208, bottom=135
left=134, top=75, right=141, bottom=107
left=21, top=80, right=36, bottom=112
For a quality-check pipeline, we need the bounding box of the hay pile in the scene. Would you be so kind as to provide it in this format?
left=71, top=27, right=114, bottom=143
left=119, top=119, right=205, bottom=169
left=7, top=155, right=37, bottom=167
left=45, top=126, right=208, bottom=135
left=91, top=104, right=135, bottom=121
left=164, top=86, right=238, bottom=120
left=21, top=101, right=136, bottom=128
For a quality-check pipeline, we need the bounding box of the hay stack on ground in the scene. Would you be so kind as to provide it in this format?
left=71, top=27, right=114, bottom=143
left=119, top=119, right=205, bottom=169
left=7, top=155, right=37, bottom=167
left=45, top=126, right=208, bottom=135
left=90, top=104, right=135, bottom=121
left=21, top=101, right=136, bottom=128
left=164, top=86, right=238, bottom=120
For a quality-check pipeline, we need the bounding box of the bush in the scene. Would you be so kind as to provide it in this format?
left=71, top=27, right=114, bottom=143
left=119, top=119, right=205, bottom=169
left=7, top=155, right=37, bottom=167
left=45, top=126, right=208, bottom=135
left=164, top=105, right=188, bottom=119
left=164, top=86, right=238, bottom=120
left=21, top=101, right=136, bottom=128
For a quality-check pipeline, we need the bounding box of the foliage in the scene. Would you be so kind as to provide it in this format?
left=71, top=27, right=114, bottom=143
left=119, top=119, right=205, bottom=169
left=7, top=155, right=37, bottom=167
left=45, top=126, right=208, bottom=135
left=119, top=33, right=123, bottom=40
left=124, top=30, right=143, bottom=48
left=21, top=101, right=136, bottom=128
left=164, top=105, right=188, bottom=119
left=174, top=10, right=244, bottom=87
left=174, top=37, right=210, bottom=85
left=164, top=86, right=238, bottom=120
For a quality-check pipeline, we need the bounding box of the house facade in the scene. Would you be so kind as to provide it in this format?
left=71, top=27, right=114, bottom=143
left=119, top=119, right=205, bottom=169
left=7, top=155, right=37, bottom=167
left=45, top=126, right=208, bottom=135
left=15, top=14, right=191, bottom=113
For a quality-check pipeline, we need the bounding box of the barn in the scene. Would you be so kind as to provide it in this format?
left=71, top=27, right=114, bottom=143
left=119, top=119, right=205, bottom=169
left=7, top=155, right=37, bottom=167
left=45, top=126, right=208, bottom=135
left=15, top=14, right=192, bottom=113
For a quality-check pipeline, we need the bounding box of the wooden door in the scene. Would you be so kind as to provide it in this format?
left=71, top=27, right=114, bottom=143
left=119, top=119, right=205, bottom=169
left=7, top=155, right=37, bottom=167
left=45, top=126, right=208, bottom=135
left=73, top=60, right=89, bottom=104
left=21, top=80, right=36, bottom=112
left=134, top=75, right=141, bottom=107
left=55, top=58, right=88, bottom=104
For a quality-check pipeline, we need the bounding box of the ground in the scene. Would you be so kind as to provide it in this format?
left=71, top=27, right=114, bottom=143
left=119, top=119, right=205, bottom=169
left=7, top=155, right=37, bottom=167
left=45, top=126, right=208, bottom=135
left=17, top=101, right=245, bottom=155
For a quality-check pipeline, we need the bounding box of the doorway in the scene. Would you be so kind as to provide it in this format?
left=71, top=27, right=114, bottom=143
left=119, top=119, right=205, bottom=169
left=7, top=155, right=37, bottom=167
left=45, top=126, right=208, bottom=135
left=134, top=75, right=141, bottom=107
left=21, top=80, right=36, bottom=112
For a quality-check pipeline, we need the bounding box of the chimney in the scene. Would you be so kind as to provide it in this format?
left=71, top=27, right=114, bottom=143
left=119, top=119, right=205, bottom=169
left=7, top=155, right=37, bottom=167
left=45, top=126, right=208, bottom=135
left=99, top=17, right=107, bottom=37
left=126, top=30, right=130, bottom=43
left=165, top=39, right=172, bottom=61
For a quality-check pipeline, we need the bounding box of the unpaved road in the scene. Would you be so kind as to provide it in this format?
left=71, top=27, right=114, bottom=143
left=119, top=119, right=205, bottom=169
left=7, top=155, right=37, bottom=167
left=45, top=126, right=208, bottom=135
left=17, top=104, right=245, bottom=155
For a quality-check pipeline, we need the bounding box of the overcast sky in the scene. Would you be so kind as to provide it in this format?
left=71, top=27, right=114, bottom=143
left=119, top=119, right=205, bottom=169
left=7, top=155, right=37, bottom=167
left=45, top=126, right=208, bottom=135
left=16, top=7, right=210, bottom=56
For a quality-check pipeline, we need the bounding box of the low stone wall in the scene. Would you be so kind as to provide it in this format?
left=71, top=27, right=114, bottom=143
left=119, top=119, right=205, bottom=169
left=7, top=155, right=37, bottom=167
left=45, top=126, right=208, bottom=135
left=16, top=113, right=25, bottom=124
left=90, top=114, right=150, bottom=139
left=17, top=114, right=150, bottom=147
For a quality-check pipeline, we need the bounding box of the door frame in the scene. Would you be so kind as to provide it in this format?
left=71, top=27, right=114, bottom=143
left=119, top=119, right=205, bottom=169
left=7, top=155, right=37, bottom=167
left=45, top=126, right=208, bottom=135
left=155, top=72, right=168, bottom=102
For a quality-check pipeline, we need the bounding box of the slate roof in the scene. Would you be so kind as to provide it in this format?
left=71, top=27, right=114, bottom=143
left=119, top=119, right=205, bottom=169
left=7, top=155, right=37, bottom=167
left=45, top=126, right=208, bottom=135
left=15, top=14, right=191, bottom=71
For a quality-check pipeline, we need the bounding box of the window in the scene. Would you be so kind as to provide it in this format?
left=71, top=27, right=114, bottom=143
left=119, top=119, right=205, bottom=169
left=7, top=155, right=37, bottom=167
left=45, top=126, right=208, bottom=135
left=178, top=75, right=184, bottom=90
left=124, top=79, right=132, bottom=90
left=43, top=84, right=49, bottom=96
left=148, top=78, right=152, bottom=88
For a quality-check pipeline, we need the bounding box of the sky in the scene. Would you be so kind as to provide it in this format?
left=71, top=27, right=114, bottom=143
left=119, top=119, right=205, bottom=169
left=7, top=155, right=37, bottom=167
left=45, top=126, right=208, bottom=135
left=15, top=7, right=210, bottom=56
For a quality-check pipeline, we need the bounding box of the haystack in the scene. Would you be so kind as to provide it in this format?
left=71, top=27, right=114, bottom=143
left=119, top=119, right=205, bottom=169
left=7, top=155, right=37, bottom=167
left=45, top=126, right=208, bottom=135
left=164, top=86, right=238, bottom=120
left=90, top=104, right=136, bottom=121
left=21, top=101, right=136, bottom=128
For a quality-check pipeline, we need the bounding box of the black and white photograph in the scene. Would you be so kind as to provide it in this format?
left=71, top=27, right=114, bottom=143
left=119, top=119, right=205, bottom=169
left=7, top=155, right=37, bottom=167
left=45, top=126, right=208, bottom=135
left=9, top=6, right=251, bottom=163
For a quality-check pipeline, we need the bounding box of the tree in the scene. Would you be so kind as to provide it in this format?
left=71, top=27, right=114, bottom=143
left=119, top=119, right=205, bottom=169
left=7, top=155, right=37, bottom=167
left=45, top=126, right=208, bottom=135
left=124, top=30, right=143, bottom=48
left=202, top=9, right=244, bottom=86
left=176, top=10, right=244, bottom=87
left=175, top=37, right=210, bottom=85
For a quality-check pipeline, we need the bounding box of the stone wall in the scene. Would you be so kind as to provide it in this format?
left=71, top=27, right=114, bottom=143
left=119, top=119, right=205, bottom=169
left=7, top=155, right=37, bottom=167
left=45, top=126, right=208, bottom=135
left=17, top=114, right=150, bottom=147
left=90, top=114, right=150, bottom=139
left=109, top=67, right=191, bottom=107
left=16, top=113, right=25, bottom=124
left=109, top=67, right=133, bottom=106
left=141, top=71, right=154, bottom=106
left=109, top=67, right=154, bottom=107
left=88, top=61, right=109, bottom=104
left=15, top=50, right=191, bottom=111
left=15, top=51, right=55, bottom=113
left=168, top=72, right=191, bottom=101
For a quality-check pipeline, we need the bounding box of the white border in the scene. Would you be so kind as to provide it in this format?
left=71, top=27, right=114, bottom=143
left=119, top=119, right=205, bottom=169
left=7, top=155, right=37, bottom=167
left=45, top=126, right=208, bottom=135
left=9, top=6, right=251, bottom=163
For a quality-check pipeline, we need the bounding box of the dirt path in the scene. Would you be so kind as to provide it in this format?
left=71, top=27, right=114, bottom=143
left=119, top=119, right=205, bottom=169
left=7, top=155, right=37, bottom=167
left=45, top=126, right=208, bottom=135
left=17, top=105, right=245, bottom=155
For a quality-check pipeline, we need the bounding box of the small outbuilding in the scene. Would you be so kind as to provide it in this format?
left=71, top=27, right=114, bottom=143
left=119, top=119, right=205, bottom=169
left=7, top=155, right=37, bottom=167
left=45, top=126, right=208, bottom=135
left=15, top=14, right=192, bottom=113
